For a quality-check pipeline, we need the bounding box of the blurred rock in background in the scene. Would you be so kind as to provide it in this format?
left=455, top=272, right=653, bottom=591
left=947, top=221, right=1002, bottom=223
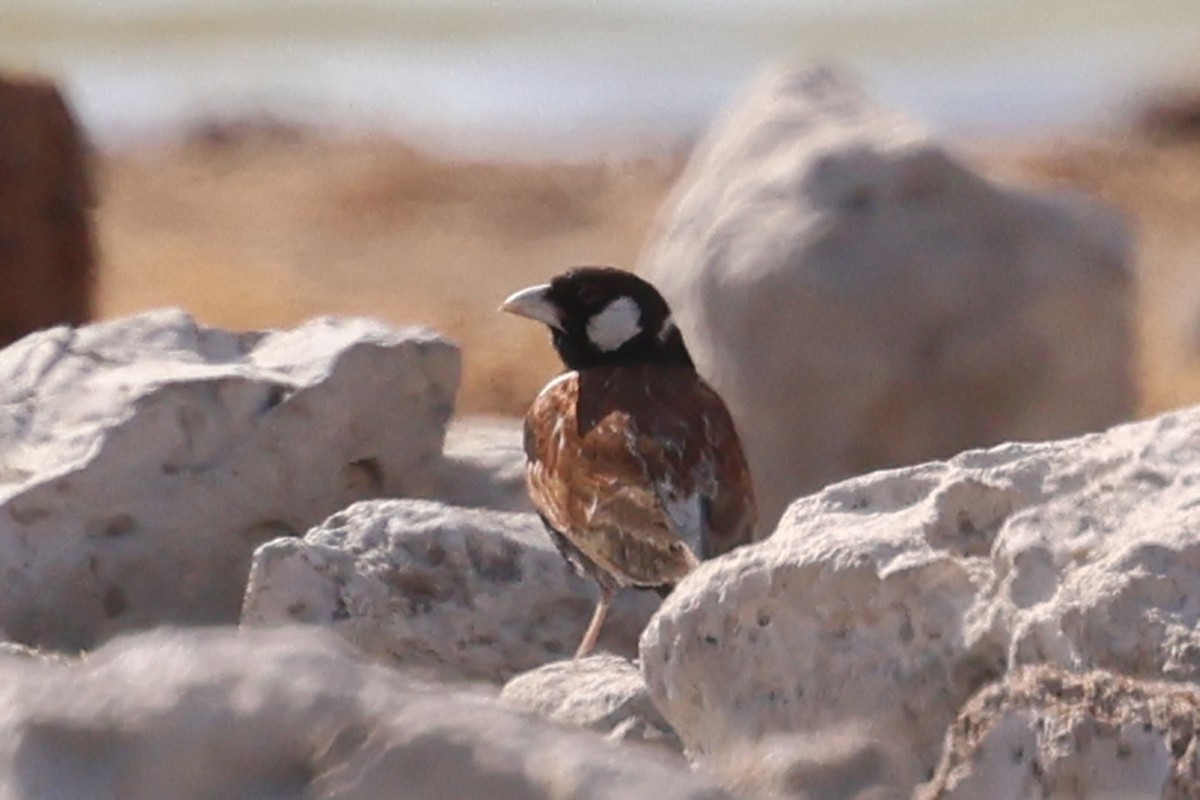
left=0, top=73, right=93, bottom=345
left=641, top=65, right=1135, bottom=529
left=1137, top=83, right=1200, bottom=143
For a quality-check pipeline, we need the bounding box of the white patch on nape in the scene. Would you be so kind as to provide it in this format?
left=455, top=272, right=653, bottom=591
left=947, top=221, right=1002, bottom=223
left=586, top=296, right=642, bottom=352
left=662, top=486, right=704, bottom=555
left=658, top=313, right=677, bottom=342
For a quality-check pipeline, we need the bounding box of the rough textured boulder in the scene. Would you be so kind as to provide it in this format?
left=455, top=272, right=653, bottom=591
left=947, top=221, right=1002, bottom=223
left=0, top=310, right=459, bottom=650
left=500, top=654, right=681, bottom=752
left=921, top=665, right=1200, bottom=800
left=0, top=626, right=732, bottom=800
left=0, top=73, right=93, bottom=345
left=242, top=499, right=660, bottom=682
left=639, top=64, right=1134, bottom=528
left=641, top=405, right=1200, bottom=797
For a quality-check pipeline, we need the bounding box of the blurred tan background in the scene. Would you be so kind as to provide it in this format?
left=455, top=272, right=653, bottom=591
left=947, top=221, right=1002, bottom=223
left=3, top=0, right=1200, bottom=416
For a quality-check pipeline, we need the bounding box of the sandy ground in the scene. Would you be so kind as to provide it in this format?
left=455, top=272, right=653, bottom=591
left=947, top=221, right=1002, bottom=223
left=93, top=122, right=1200, bottom=418
left=94, top=126, right=685, bottom=415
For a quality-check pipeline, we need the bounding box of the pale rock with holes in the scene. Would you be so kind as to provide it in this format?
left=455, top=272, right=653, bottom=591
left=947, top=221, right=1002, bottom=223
left=0, top=309, right=459, bottom=650
left=920, top=664, right=1200, bottom=800
left=639, top=63, right=1134, bottom=530
left=242, top=499, right=661, bottom=682
left=499, top=653, right=682, bottom=752
left=641, top=405, right=1200, bottom=799
left=0, top=625, right=733, bottom=800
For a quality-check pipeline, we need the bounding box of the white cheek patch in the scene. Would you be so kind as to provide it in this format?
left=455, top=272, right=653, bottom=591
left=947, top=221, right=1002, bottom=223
left=587, top=296, right=642, bottom=352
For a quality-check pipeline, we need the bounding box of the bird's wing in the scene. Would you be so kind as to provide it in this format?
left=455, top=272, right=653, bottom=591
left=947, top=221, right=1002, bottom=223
left=524, top=367, right=756, bottom=588
left=525, top=372, right=697, bottom=588
left=642, top=376, right=757, bottom=558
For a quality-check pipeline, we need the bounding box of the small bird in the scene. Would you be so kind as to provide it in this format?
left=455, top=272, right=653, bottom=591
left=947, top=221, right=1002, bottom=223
left=500, top=266, right=756, bottom=658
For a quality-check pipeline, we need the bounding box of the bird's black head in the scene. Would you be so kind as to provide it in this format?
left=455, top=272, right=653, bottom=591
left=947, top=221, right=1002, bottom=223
left=500, top=266, right=694, bottom=371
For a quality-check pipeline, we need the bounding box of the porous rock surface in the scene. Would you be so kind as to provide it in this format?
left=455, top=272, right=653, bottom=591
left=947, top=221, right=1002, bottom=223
left=242, top=499, right=660, bottom=682
left=500, top=653, right=681, bottom=751
left=920, top=665, right=1200, bottom=800
left=0, top=626, right=732, bottom=800
left=642, top=405, right=1200, bottom=797
left=0, top=309, right=459, bottom=650
left=639, top=63, right=1134, bottom=528
left=0, top=73, right=94, bottom=346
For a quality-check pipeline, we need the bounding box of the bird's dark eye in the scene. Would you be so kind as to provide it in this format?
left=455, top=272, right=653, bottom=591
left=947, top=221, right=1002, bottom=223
left=576, top=284, right=605, bottom=307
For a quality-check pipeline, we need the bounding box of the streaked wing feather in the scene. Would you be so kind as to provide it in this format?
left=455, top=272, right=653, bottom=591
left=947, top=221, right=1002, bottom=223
left=524, top=367, right=756, bottom=588
left=524, top=374, right=697, bottom=587
left=614, top=372, right=757, bottom=559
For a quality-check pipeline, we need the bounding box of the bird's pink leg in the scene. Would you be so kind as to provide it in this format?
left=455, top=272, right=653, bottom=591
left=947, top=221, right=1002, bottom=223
left=574, top=585, right=614, bottom=659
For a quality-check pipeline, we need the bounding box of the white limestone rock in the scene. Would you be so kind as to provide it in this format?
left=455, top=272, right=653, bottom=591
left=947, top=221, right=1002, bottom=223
left=0, top=640, right=73, bottom=664
left=0, top=626, right=732, bottom=800
left=500, top=653, right=681, bottom=752
left=639, top=64, right=1134, bottom=529
left=920, top=665, right=1200, bottom=800
left=242, top=499, right=660, bottom=682
left=641, top=405, right=1200, bottom=797
left=0, top=309, right=459, bottom=650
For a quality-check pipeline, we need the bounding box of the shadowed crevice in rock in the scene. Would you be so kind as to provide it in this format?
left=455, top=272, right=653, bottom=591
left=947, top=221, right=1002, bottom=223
left=500, top=654, right=682, bottom=754
left=429, top=416, right=532, bottom=514
left=344, top=457, right=385, bottom=496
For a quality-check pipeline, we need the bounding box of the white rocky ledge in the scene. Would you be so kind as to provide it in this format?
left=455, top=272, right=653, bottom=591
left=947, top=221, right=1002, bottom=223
left=0, top=309, right=459, bottom=650
left=642, top=406, right=1200, bottom=797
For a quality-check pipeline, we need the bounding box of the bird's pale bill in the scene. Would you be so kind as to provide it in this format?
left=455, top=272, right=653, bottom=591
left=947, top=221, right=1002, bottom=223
left=500, top=284, right=562, bottom=331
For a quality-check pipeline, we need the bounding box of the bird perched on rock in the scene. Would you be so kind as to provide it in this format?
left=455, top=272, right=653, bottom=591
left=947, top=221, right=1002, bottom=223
left=500, top=266, right=756, bottom=658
